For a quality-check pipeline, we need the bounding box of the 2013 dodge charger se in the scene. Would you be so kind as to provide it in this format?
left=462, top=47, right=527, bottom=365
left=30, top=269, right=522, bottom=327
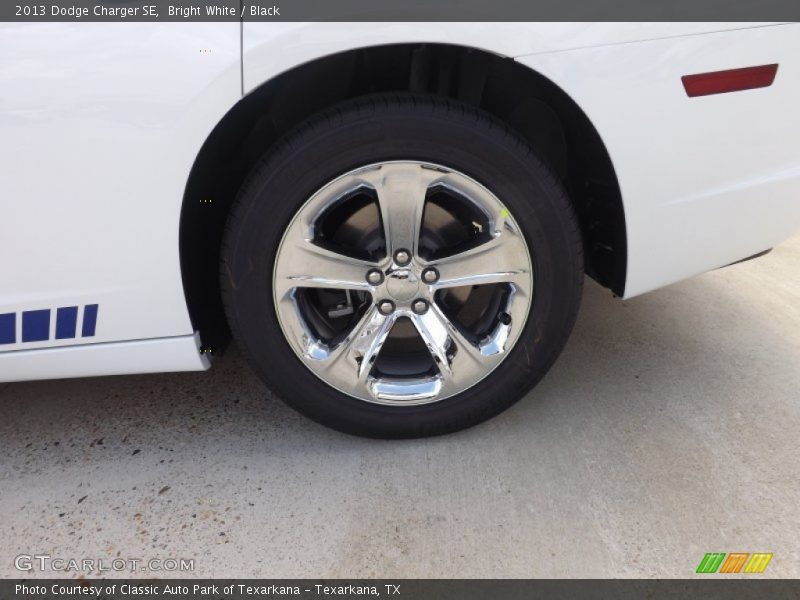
left=1, top=22, right=798, bottom=437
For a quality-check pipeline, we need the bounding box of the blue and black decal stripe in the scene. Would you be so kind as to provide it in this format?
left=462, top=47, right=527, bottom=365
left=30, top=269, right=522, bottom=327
left=0, top=304, right=98, bottom=345
left=0, top=313, right=15, bottom=345
left=56, top=306, right=79, bottom=339
left=81, top=304, right=98, bottom=337
left=22, top=310, right=50, bottom=342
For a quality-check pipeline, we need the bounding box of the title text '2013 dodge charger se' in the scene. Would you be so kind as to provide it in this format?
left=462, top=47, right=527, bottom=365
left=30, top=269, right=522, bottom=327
left=1, top=23, right=799, bottom=437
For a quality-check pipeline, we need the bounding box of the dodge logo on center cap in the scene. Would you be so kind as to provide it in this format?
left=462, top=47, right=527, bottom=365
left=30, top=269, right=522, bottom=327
left=386, top=268, right=420, bottom=301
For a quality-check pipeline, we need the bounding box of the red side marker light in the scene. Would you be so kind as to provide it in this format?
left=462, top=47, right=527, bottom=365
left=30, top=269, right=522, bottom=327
left=682, top=64, right=778, bottom=98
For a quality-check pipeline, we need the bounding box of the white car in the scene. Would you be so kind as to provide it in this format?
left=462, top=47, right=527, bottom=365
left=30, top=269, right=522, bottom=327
left=1, top=22, right=798, bottom=437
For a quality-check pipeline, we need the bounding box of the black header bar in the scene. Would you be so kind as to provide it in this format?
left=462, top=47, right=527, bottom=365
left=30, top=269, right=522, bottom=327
left=3, top=0, right=800, bottom=22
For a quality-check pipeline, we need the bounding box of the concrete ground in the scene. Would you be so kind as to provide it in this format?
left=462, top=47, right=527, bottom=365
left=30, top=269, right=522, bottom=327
left=1, top=235, right=798, bottom=579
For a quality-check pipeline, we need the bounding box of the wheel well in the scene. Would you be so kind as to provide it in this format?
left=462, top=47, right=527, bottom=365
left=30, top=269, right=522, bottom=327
left=180, top=43, right=627, bottom=351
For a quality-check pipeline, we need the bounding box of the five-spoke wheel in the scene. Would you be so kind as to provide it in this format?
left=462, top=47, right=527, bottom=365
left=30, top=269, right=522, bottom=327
left=222, top=95, right=583, bottom=438
left=273, top=161, right=533, bottom=405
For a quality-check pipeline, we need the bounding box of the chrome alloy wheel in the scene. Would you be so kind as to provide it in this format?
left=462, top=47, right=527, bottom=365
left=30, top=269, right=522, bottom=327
left=273, top=161, right=533, bottom=405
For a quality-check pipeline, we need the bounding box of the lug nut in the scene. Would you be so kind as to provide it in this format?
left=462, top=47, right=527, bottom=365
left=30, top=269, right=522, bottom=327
left=394, top=249, right=411, bottom=266
left=377, top=299, right=395, bottom=315
left=366, top=268, right=384, bottom=285
left=412, top=299, right=429, bottom=315
left=421, top=267, right=439, bottom=284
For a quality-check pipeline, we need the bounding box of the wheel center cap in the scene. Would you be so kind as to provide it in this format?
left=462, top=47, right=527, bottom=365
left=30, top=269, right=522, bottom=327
left=386, top=268, right=420, bottom=301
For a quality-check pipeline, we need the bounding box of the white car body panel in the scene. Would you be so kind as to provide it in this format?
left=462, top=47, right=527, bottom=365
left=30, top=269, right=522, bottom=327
left=0, top=23, right=239, bottom=354
left=0, top=333, right=210, bottom=383
left=0, top=22, right=798, bottom=381
left=516, top=24, right=800, bottom=295
left=240, top=22, right=774, bottom=93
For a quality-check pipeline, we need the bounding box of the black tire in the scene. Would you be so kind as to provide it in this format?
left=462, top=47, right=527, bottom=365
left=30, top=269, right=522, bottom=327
left=221, top=94, right=583, bottom=438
